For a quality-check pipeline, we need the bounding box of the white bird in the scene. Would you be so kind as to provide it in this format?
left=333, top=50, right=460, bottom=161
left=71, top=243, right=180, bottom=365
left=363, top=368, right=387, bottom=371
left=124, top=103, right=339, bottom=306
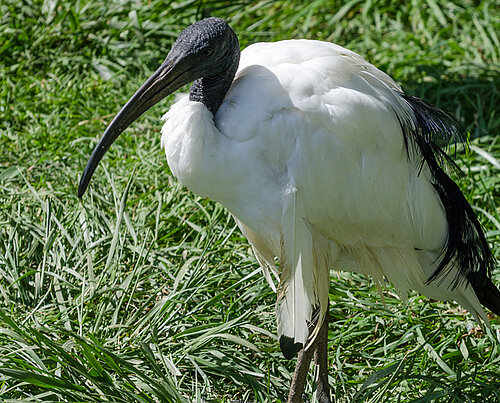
left=79, top=17, right=500, bottom=402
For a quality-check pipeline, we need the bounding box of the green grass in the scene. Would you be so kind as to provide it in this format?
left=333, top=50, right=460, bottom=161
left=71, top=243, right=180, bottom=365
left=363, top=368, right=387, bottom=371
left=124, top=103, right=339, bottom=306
left=1, top=0, right=499, bottom=401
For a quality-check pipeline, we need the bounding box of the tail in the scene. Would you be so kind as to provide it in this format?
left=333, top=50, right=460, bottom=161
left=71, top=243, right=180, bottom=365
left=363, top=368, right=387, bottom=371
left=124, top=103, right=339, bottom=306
left=399, top=93, right=500, bottom=319
left=473, top=279, right=500, bottom=316
left=397, top=94, right=495, bottom=290
left=277, top=185, right=330, bottom=359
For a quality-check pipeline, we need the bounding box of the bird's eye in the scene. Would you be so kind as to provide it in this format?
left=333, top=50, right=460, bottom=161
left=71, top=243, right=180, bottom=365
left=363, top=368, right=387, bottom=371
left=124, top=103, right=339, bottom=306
left=200, top=47, right=211, bottom=57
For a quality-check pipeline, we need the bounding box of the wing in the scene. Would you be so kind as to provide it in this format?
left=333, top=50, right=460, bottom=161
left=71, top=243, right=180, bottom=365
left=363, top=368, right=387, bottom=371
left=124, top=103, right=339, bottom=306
left=223, top=40, right=448, bottom=253
left=211, top=40, right=496, bottom=354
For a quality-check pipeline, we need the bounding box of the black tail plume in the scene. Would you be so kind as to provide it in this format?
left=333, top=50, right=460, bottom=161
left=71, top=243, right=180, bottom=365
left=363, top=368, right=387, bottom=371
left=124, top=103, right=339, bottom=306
left=473, top=279, right=500, bottom=316
left=397, top=93, right=495, bottom=291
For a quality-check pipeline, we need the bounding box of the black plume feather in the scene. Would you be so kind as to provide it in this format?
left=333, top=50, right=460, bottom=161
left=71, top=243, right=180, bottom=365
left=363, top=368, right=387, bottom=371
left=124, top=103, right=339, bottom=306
left=397, top=93, right=495, bottom=290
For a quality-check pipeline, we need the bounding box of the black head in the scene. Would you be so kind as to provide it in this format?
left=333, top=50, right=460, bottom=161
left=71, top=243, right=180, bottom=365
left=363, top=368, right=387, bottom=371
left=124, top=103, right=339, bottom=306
left=78, top=17, right=240, bottom=198
left=169, top=18, right=239, bottom=79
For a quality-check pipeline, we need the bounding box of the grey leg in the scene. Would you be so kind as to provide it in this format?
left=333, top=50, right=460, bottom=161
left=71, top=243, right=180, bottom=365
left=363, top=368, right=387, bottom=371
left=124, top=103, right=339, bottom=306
left=287, top=309, right=331, bottom=403
left=287, top=341, right=314, bottom=403
left=314, top=311, right=331, bottom=402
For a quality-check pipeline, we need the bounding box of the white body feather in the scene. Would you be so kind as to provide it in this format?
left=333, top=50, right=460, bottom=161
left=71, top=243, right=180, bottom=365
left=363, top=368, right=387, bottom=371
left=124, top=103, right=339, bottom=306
left=161, top=40, right=487, bottom=347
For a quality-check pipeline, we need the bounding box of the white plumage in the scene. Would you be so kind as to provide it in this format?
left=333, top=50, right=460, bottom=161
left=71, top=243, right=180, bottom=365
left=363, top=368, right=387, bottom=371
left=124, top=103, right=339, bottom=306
left=160, top=39, right=487, bottom=347
left=79, top=18, right=498, bottom=401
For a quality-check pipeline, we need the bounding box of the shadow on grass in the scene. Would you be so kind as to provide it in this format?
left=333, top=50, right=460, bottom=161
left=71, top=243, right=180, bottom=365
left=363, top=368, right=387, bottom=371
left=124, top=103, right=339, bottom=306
left=401, top=64, right=499, bottom=139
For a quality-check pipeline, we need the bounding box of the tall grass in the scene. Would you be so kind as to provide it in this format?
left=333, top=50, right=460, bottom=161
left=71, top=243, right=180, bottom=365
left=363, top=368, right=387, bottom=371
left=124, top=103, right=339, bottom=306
left=1, top=0, right=499, bottom=401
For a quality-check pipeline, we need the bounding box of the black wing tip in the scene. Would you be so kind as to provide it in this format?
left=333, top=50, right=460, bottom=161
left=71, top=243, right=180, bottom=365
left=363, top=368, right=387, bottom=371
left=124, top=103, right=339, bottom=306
left=474, top=279, right=500, bottom=316
left=279, top=335, right=303, bottom=360
left=401, top=93, right=468, bottom=148
left=425, top=174, right=496, bottom=290
left=396, top=92, right=495, bottom=291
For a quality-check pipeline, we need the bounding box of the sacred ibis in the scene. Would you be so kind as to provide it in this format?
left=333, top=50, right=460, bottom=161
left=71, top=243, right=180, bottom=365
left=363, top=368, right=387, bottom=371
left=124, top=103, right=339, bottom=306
left=78, top=17, right=500, bottom=402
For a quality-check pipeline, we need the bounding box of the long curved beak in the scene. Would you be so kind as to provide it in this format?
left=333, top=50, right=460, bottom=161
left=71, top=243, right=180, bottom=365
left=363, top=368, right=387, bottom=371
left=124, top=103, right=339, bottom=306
left=78, top=52, right=191, bottom=198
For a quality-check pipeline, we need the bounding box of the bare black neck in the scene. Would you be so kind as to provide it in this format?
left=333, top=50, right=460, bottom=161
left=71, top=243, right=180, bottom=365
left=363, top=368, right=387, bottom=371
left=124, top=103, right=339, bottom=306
left=189, top=35, right=240, bottom=116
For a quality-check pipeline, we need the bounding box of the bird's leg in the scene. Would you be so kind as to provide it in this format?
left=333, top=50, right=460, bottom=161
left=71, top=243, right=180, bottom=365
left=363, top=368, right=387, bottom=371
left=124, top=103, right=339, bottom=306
left=287, top=339, right=314, bottom=403
left=314, top=311, right=331, bottom=403
left=287, top=309, right=331, bottom=403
